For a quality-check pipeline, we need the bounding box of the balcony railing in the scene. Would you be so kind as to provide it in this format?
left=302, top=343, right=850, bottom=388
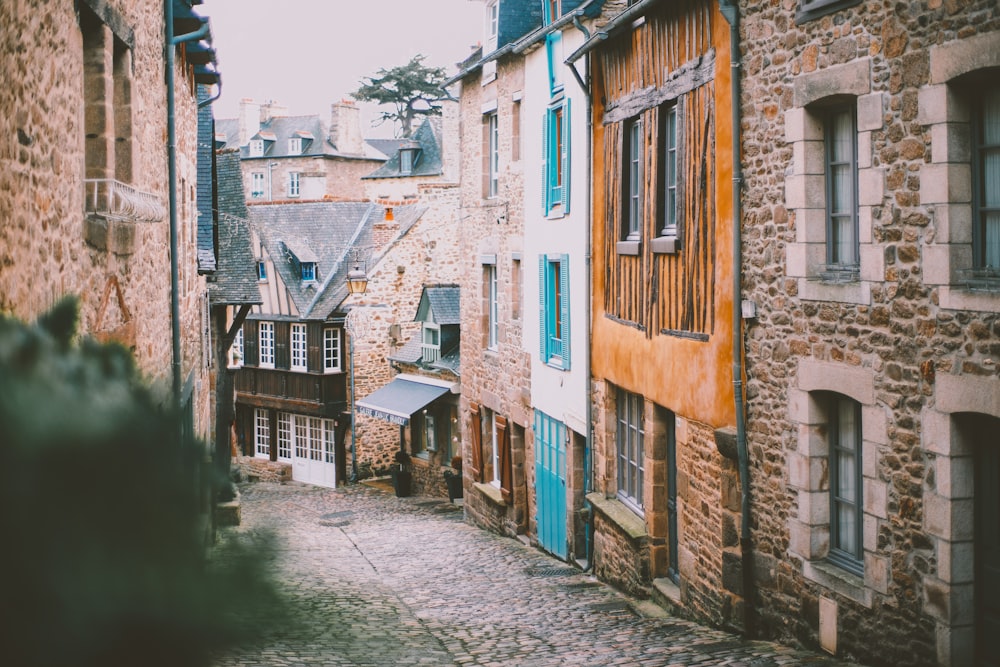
left=235, top=367, right=347, bottom=410
left=957, top=267, right=1000, bottom=292
left=84, top=179, right=165, bottom=223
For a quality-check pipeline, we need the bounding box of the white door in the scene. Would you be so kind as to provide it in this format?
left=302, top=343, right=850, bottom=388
left=291, top=415, right=337, bottom=488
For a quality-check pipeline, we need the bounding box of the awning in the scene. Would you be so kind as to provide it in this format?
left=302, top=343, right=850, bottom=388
left=356, top=378, right=450, bottom=426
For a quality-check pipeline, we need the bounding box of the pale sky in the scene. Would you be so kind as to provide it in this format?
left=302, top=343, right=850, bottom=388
left=204, top=0, right=484, bottom=135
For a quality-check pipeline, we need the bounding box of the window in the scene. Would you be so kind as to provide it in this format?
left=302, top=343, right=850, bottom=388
left=288, top=172, right=300, bottom=198
left=425, top=413, right=437, bottom=452
left=400, top=148, right=419, bottom=174
left=254, top=408, right=270, bottom=458
left=974, top=88, right=1000, bottom=271
left=796, top=0, right=863, bottom=23
left=624, top=117, right=643, bottom=242
left=542, top=100, right=571, bottom=215
left=276, top=412, right=292, bottom=461
left=512, top=98, right=522, bottom=162
left=545, top=0, right=561, bottom=23
left=489, top=410, right=501, bottom=487
left=616, top=389, right=645, bottom=514
left=661, top=104, right=679, bottom=237
left=229, top=326, right=244, bottom=367
left=486, top=0, right=498, bottom=48
left=288, top=137, right=302, bottom=155
left=258, top=321, right=275, bottom=368
left=422, top=323, right=441, bottom=363
left=257, top=260, right=268, bottom=281
left=301, top=261, right=316, bottom=282
left=485, top=262, right=498, bottom=350
left=824, top=107, right=859, bottom=273
left=546, top=32, right=563, bottom=94
left=249, top=139, right=264, bottom=157
left=486, top=112, right=499, bottom=198
left=828, top=394, right=863, bottom=575
left=290, top=323, right=307, bottom=371
left=539, top=254, right=570, bottom=369
left=294, top=415, right=308, bottom=459
left=323, top=327, right=341, bottom=372
left=251, top=172, right=265, bottom=199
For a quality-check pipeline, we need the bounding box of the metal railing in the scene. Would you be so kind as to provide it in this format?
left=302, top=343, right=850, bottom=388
left=84, top=179, right=165, bottom=223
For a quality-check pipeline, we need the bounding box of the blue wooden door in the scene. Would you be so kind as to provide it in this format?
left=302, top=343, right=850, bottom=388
left=535, top=410, right=567, bottom=559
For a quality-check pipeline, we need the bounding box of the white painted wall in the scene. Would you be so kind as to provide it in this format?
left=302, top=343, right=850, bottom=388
left=521, top=22, right=591, bottom=437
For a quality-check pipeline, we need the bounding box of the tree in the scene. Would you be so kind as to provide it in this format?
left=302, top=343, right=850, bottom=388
left=0, top=298, right=285, bottom=667
left=353, top=54, right=449, bottom=137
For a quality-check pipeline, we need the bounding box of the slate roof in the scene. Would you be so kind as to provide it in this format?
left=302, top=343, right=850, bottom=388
left=196, top=85, right=217, bottom=274
left=415, top=284, right=461, bottom=325
left=209, top=150, right=262, bottom=306
left=215, top=115, right=387, bottom=161
left=248, top=201, right=427, bottom=320
left=363, top=117, right=444, bottom=180
left=387, top=331, right=461, bottom=376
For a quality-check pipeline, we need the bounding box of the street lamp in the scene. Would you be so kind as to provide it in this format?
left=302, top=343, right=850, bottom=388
left=345, top=304, right=372, bottom=483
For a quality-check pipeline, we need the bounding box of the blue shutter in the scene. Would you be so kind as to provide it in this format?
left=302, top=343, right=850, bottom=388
left=561, top=99, right=571, bottom=213
left=559, top=254, right=570, bottom=369
left=538, top=256, right=548, bottom=360
left=541, top=111, right=550, bottom=215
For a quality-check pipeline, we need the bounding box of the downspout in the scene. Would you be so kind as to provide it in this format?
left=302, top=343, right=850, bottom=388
left=165, top=2, right=211, bottom=409
left=719, top=0, right=754, bottom=637
left=568, top=16, right=594, bottom=573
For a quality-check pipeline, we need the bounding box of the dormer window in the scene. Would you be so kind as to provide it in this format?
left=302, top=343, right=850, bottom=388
left=249, top=139, right=264, bottom=157
left=288, top=137, right=302, bottom=155
left=421, top=323, right=441, bottom=363
left=546, top=0, right=561, bottom=24
left=257, top=260, right=268, bottom=282
left=400, top=147, right=420, bottom=175
left=301, top=261, right=316, bottom=282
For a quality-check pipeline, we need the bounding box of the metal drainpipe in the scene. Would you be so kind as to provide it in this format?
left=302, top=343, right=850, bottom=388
left=719, top=0, right=754, bottom=637
left=569, top=15, right=594, bottom=573
left=165, top=2, right=210, bottom=409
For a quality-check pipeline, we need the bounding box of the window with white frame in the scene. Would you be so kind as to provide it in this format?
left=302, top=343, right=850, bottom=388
left=616, top=388, right=645, bottom=514
left=539, top=254, right=570, bottom=369
left=254, top=408, right=270, bottom=458
left=288, top=172, right=300, bottom=197
left=483, top=0, right=498, bottom=80
left=484, top=261, right=498, bottom=350
left=249, top=139, right=264, bottom=157
left=422, top=323, right=441, bottom=363
left=661, top=103, right=679, bottom=238
left=276, top=412, right=292, bottom=461
left=288, top=137, right=302, bottom=155
left=487, top=111, right=499, bottom=198
left=624, top=117, right=643, bottom=242
left=823, top=106, right=859, bottom=275
left=828, top=394, right=863, bottom=575
left=323, top=327, right=341, bottom=372
left=251, top=172, right=265, bottom=199
left=290, top=323, right=307, bottom=371
left=974, top=88, right=1000, bottom=272
left=542, top=99, right=571, bottom=215
left=301, top=261, right=316, bottom=282
left=258, top=321, right=275, bottom=368
left=257, top=260, right=267, bottom=281
left=229, top=326, right=244, bottom=367
left=294, top=414, right=308, bottom=459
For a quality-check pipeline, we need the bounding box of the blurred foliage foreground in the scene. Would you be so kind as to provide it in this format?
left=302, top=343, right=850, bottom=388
left=0, top=299, right=286, bottom=667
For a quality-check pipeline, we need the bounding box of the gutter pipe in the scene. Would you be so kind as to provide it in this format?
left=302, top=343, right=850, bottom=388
left=568, top=17, right=594, bottom=573
left=166, top=2, right=211, bottom=409
left=718, top=0, right=754, bottom=637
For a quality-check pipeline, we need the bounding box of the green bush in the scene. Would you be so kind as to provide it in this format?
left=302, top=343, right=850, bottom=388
left=0, top=298, right=284, bottom=667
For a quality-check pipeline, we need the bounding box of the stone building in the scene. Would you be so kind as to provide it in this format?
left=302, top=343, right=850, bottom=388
left=448, top=0, right=539, bottom=541
left=737, top=1, right=1000, bottom=665
left=0, top=0, right=221, bottom=442
left=216, top=98, right=390, bottom=202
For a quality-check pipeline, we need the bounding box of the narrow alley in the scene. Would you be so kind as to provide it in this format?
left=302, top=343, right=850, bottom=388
left=212, top=482, right=858, bottom=667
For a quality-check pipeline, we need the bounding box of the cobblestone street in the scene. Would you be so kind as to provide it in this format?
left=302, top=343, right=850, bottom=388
left=212, top=482, right=859, bottom=667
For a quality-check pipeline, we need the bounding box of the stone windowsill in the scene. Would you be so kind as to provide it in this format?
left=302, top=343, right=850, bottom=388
left=474, top=481, right=506, bottom=507
left=586, top=492, right=647, bottom=542
left=616, top=240, right=641, bottom=256
left=939, top=286, right=1000, bottom=314
left=650, top=236, right=678, bottom=255
left=802, top=559, right=873, bottom=609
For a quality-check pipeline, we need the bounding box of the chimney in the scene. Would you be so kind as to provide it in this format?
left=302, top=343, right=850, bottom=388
left=372, top=200, right=401, bottom=252
left=238, top=98, right=260, bottom=147
left=259, top=99, right=289, bottom=124
left=329, top=99, right=363, bottom=155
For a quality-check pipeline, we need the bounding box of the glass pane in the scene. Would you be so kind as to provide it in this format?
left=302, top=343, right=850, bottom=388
left=831, top=164, right=852, bottom=214
left=836, top=503, right=857, bottom=554
left=986, top=211, right=1000, bottom=268
left=983, top=90, right=1000, bottom=145
left=838, top=401, right=858, bottom=451
left=830, top=110, right=853, bottom=162
left=984, top=148, right=1000, bottom=208
left=832, top=216, right=857, bottom=264
left=838, top=452, right=856, bottom=498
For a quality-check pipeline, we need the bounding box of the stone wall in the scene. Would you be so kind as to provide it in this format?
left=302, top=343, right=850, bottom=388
left=739, top=2, right=1000, bottom=664
left=349, top=183, right=463, bottom=476
left=234, top=455, right=291, bottom=484
left=456, top=53, right=534, bottom=539
left=0, top=0, right=212, bottom=442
